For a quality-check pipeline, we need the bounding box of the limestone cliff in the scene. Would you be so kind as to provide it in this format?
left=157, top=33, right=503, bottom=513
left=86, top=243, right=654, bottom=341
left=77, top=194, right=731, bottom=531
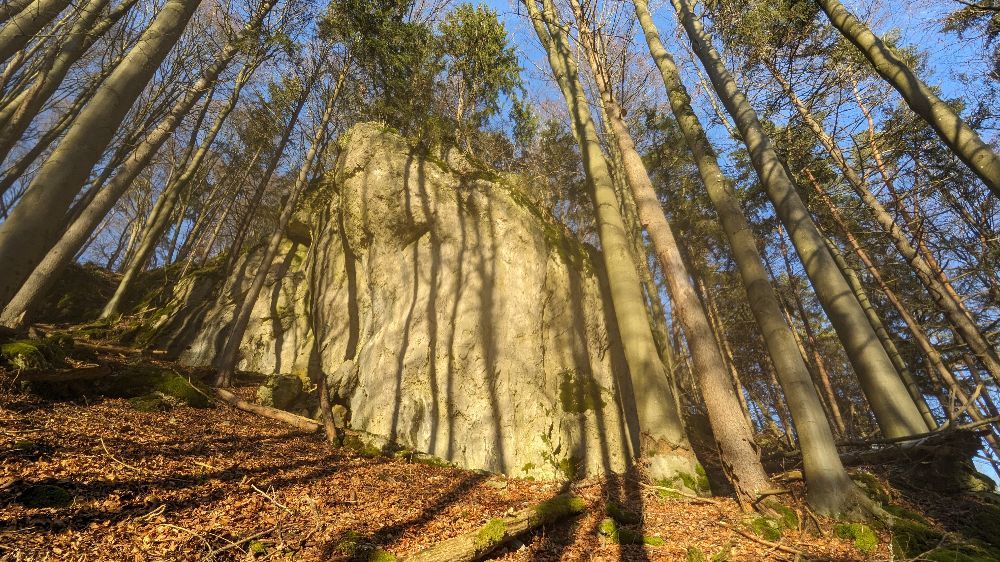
left=157, top=123, right=642, bottom=479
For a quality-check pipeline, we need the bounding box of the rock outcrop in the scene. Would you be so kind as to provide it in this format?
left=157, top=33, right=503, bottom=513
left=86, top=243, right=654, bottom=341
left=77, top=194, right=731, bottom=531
left=157, top=123, right=647, bottom=479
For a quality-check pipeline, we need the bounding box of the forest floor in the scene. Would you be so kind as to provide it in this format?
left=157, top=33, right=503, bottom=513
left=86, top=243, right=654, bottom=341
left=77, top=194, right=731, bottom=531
left=0, top=339, right=992, bottom=561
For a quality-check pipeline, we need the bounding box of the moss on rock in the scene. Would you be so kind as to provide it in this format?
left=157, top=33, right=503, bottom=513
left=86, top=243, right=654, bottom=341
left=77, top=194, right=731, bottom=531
left=597, top=517, right=664, bottom=546
left=605, top=501, right=640, bottom=524
left=1, top=338, right=67, bottom=371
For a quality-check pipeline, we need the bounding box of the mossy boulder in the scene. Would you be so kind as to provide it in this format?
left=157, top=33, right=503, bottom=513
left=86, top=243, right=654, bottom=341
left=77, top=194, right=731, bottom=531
left=597, top=517, right=664, bottom=546
left=104, top=364, right=209, bottom=408
left=256, top=374, right=303, bottom=410
left=1, top=338, right=67, bottom=371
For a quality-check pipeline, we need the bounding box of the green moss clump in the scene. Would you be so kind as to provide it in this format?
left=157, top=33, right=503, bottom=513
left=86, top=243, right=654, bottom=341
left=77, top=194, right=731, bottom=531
left=129, top=394, right=170, bottom=412
left=748, top=517, right=782, bottom=541
left=892, top=519, right=944, bottom=558
left=1, top=339, right=65, bottom=371
left=967, top=503, right=1000, bottom=546
left=884, top=503, right=929, bottom=525
left=686, top=547, right=708, bottom=562
left=342, top=434, right=382, bottom=457
left=605, top=501, right=640, bottom=524
left=335, top=531, right=362, bottom=555
left=248, top=540, right=267, bottom=555
left=765, top=501, right=799, bottom=530
left=558, top=369, right=604, bottom=414
left=835, top=523, right=878, bottom=553
left=656, top=465, right=711, bottom=498
left=475, top=519, right=508, bottom=550
left=851, top=471, right=891, bottom=504
left=597, top=517, right=663, bottom=546
left=154, top=374, right=209, bottom=408
left=19, top=484, right=71, bottom=508
left=368, top=549, right=396, bottom=562
left=534, top=494, right=585, bottom=525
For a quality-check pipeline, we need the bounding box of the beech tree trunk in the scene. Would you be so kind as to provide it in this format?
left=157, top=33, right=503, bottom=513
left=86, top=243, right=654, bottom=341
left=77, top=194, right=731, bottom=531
left=674, top=0, right=927, bottom=439
left=522, top=0, right=697, bottom=483
left=815, top=0, right=1000, bottom=197
left=0, top=0, right=73, bottom=61
left=0, top=0, right=202, bottom=309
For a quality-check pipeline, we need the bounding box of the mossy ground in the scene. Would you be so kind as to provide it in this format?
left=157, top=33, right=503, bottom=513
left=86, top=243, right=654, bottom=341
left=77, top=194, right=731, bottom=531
left=834, top=523, right=878, bottom=553
left=1, top=337, right=68, bottom=371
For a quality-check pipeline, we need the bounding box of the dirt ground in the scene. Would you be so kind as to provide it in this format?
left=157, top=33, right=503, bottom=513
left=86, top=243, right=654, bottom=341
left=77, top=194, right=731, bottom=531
left=0, top=383, right=884, bottom=562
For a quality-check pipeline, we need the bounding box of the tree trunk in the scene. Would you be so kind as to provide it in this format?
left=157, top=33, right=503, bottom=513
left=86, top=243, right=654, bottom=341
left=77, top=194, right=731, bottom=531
left=522, top=0, right=698, bottom=483
left=822, top=234, right=936, bottom=430
left=0, top=0, right=276, bottom=327
left=0, top=0, right=202, bottom=308
left=214, top=67, right=345, bottom=386
left=570, top=0, right=770, bottom=502
left=674, top=0, right=927, bottom=439
left=815, top=0, right=1000, bottom=197
left=0, top=0, right=73, bottom=61
left=0, top=0, right=36, bottom=25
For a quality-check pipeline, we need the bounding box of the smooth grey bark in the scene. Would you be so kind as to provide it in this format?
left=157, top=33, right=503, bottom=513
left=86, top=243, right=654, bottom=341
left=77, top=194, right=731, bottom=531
left=823, top=235, right=937, bottom=430
left=572, top=0, right=772, bottom=501
left=0, top=0, right=36, bottom=24
left=0, top=0, right=135, bottom=163
left=213, top=67, right=345, bottom=386
left=673, top=0, right=927, bottom=439
left=765, top=61, right=1000, bottom=388
left=0, top=0, right=73, bottom=61
left=815, top=0, right=1000, bottom=198
left=0, top=0, right=202, bottom=309
left=523, top=0, right=698, bottom=483
left=633, top=0, right=868, bottom=514
left=0, top=0, right=275, bottom=327
left=101, top=63, right=255, bottom=318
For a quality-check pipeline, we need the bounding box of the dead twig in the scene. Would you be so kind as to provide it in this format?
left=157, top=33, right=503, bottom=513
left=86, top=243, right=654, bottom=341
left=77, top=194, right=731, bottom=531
left=99, top=437, right=140, bottom=472
left=718, top=521, right=804, bottom=556
left=251, top=483, right=293, bottom=514
left=638, top=482, right=718, bottom=504
left=200, top=525, right=277, bottom=561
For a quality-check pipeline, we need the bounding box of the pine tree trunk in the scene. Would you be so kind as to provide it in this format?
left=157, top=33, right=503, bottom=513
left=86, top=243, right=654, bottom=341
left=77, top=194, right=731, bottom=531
left=674, top=0, right=926, bottom=439
left=0, top=0, right=202, bottom=309
left=522, top=0, right=698, bottom=483
left=815, top=0, right=1000, bottom=197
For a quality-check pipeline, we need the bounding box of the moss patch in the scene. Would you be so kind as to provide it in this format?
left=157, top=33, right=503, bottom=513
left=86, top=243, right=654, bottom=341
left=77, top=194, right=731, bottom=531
left=835, top=523, right=878, bottom=553
left=851, top=471, right=891, bottom=504
left=368, top=549, right=396, bottom=562
left=18, top=484, right=71, bottom=508
left=534, top=494, right=585, bottom=525
left=475, top=518, right=507, bottom=550
left=605, top=501, right=640, bottom=524
left=558, top=369, right=604, bottom=414
left=748, top=516, right=783, bottom=541
left=597, top=517, right=664, bottom=546
left=104, top=364, right=209, bottom=408
left=656, top=465, right=710, bottom=498
left=1, top=338, right=67, bottom=371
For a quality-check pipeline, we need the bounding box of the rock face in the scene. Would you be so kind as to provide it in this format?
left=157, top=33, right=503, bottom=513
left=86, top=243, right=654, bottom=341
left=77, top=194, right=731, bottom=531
left=166, top=123, right=641, bottom=479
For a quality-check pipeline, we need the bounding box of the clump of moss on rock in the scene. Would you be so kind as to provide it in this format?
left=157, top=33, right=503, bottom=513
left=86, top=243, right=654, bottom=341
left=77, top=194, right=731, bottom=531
left=605, top=501, right=640, bottom=524
left=655, top=465, right=711, bottom=498
left=106, top=363, right=209, bottom=409
left=835, top=523, right=878, bottom=553
left=748, top=516, right=783, bottom=541
left=597, top=518, right=664, bottom=546
left=1, top=337, right=68, bottom=371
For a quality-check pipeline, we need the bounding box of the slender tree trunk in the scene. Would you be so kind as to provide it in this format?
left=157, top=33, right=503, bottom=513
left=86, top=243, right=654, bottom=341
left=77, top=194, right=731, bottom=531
left=0, top=0, right=202, bottom=308
left=675, top=0, right=926, bottom=439
left=0, top=0, right=36, bottom=25
left=0, top=0, right=276, bottom=327
left=214, top=68, right=345, bottom=386
left=822, top=234, right=936, bottom=430
left=190, top=147, right=264, bottom=271
left=0, top=0, right=134, bottom=163
left=569, top=0, right=770, bottom=502
left=815, top=0, right=1000, bottom=197
left=523, top=0, right=699, bottom=484
left=767, top=61, right=1000, bottom=387
left=0, top=0, right=73, bottom=61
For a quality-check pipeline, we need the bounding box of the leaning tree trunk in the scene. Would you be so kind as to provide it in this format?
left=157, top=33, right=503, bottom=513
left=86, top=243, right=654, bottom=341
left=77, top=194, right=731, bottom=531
left=633, top=0, right=871, bottom=513
left=674, top=0, right=927, bottom=439
left=101, top=63, right=255, bottom=318
left=0, top=0, right=276, bottom=328
left=0, top=0, right=202, bottom=309
left=0, top=0, right=36, bottom=25
left=213, top=67, right=345, bottom=387
left=765, top=61, right=1000, bottom=388
left=0, top=0, right=134, bottom=164
left=815, top=0, right=1000, bottom=198
left=523, top=0, right=699, bottom=484
left=575, top=17, right=771, bottom=502
left=0, top=0, right=74, bottom=62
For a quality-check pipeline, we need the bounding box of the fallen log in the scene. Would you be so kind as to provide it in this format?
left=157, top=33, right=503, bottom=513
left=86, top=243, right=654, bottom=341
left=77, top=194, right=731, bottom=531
left=400, top=494, right=586, bottom=562
left=12, top=365, right=112, bottom=383
left=212, top=388, right=321, bottom=433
